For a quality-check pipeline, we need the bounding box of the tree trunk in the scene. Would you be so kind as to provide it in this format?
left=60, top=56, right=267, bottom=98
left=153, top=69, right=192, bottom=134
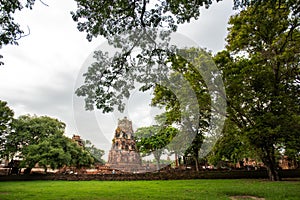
left=262, top=147, right=281, bottom=181
left=154, top=152, right=161, bottom=171
left=175, top=153, right=178, bottom=167
left=156, top=159, right=160, bottom=171
left=266, top=166, right=280, bottom=181
left=194, top=156, right=200, bottom=171
left=24, top=167, right=32, bottom=174
left=265, top=160, right=280, bottom=181
left=193, top=149, right=200, bottom=171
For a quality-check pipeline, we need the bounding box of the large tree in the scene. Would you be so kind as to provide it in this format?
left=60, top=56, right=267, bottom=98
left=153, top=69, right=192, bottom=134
left=215, top=0, right=300, bottom=180
left=150, top=48, right=226, bottom=171
left=21, top=133, right=94, bottom=173
left=4, top=115, right=66, bottom=160
left=3, top=114, right=94, bottom=172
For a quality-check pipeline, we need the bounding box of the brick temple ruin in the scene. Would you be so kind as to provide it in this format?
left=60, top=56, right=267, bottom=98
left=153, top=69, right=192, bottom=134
left=106, top=117, right=143, bottom=172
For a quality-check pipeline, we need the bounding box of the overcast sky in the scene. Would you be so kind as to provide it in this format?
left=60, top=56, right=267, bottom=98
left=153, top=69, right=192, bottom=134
left=0, top=0, right=234, bottom=160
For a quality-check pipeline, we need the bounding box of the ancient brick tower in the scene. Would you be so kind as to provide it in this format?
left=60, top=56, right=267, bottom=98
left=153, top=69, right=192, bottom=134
left=106, top=117, right=142, bottom=172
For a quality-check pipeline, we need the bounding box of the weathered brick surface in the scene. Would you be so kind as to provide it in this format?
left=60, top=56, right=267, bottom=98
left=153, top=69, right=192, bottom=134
left=106, top=117, right=143, bottom=172
left=1, top=169, right=299, bottom=181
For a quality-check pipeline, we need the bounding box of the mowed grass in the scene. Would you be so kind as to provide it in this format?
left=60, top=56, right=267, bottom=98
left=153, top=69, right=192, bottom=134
left=0, top=179, right=299, bottom=200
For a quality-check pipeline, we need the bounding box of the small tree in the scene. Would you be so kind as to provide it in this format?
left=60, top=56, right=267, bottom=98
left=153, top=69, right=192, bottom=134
left=83, top=140, right=105, bottom=164
left=135, top=125, right=178, bottom=170
left=0, top=100, right=14, bottom=159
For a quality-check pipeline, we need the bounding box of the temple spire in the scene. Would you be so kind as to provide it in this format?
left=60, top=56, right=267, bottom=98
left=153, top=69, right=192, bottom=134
left=106, top=117, right=142, bottom=172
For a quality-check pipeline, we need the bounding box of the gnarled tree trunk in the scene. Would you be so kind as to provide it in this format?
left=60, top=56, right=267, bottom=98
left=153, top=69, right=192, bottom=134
left=261, top=147, right=281, bottom=181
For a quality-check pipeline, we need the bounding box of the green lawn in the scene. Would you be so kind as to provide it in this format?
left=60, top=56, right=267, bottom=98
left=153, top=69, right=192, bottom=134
left=0, top=179, right=299, bottom=200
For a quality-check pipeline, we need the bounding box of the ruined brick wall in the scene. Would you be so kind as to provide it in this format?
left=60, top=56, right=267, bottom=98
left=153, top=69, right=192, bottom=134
left=2, top=169, right=300, bottom=181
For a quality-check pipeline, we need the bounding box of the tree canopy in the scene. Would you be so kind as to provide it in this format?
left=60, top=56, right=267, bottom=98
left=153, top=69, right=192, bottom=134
left=0, top=113, right=96, bottom=173
left=21, top=133, right=93, bottom=172
left=71, top=0, right=260, bottom=42
left=73, top=0, right=242, bottom=114
left=215, top=0, right=300, bottom=180
left=4, top=115, right=66, bottom=160
left=71, top=0, right=222, bottom=42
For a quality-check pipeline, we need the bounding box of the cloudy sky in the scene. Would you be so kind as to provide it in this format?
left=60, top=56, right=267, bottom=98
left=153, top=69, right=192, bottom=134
left=0, top=0, right=234, bottom=160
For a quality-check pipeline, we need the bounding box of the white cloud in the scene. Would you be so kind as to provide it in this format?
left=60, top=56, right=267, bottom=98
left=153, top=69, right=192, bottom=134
left=178, top=0, right=234, bottom=52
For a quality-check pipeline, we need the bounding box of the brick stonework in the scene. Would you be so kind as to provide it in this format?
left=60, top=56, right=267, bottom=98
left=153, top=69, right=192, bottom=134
left=106, top=117, right=143, bottom=172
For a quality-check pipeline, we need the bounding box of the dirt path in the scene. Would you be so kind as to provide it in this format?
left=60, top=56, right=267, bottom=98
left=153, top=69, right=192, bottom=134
left=229, top=195, right=265, bottom=200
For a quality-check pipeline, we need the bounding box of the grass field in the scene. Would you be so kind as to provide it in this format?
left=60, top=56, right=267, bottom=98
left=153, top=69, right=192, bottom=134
left=0, top=179, right=299, bottom=200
